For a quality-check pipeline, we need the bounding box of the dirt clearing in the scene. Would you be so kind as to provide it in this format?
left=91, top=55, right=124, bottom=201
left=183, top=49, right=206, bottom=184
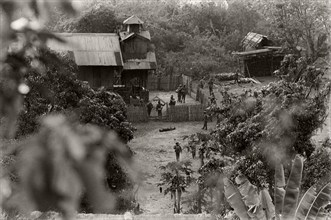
left=129, top=121, right=216, bottom=214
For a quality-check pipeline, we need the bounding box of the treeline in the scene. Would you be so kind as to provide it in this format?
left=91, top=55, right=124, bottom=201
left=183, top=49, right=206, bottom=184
left=48, top=0, right=329, bottom=79
left=46, top=0, right=327, bottom=79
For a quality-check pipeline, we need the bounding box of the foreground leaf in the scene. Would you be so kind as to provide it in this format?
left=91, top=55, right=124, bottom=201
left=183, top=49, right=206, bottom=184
left=282, top=155, right=303, bottom=220
left=295, top=186, right=316, bottom=220
left=224, top=178, right=250, bottom=220
left=305, top=183, right=331, bottom=220
left=275, top=162, right=286, bottom=219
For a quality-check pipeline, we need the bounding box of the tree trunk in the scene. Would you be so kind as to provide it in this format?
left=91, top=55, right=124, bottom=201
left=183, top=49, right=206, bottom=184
left=197, top=185, right=202, bottom=213
left=177, top=189, right=182, bottom=213
left=173, top=191, right=177, bottom=213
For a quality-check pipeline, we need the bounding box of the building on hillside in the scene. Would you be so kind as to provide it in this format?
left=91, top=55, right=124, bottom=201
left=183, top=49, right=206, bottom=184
left=118, top=15, right=157, bottom=102
left=47, top=15, right=156, bottom=103
left=47, top=33, right=123, bottom=88
left=233, top=32, right=285, bottom=77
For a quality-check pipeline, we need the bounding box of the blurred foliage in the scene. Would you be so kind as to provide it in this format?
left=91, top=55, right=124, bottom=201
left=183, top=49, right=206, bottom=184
left=16, top=48, right=136, bottom=213
left=0, top=0, right=136, bottom=219
left=4, top=116, right=132, bottom=218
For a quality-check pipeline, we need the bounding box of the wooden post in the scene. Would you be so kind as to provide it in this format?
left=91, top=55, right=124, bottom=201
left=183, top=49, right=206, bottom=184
left=245, top=62, right=251, bottom=78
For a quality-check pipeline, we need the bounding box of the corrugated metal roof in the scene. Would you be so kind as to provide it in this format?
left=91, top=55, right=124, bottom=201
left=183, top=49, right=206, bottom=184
left=47, top=33, right=123, bottom=66
left=123, top=15, right=144, bottom=25
left=120, top=31, right=151, bottom=41
left=123, top=51, right=157, bottom=70
left=241, top=32, right=269, bottom=50
left=233, top=49, right=272, bottom=56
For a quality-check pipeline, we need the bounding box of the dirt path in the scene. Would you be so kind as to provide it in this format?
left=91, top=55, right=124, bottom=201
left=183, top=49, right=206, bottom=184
left=129, top=121, right=215, bottom=214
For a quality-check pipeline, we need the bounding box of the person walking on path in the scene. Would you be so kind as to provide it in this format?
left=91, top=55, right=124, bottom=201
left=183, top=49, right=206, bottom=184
left=181, top=85, right=187, bottom=103
left=176, top=84, right=183, bottom=103
left=174, top=142, right=182, bottom=161
left=156, top=100, right=165, bottom=118
left=208, top=78, right=214, bottom=95
left=202, top=111, right=208, bottom=130
left=146, top=101, right=153, bottom=116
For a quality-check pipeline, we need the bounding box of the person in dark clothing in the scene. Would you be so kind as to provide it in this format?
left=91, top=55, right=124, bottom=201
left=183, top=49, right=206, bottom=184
left=216, top=113, right=221, bottom=124
left=181, top=85, right=187, bottom=103
left=208, top=78, right=214, bottom=95
left=169, top=95, right=176, bottom=106
left=176, top=84, right=183, bottom=103
left=198, top=143, right=206, bottom=166
left=156, top=100, right=165, bottom=118
left=235, top=68, right=240, bottom=84
left=174, top=142, right=182, bottom=161
left=199, top=78, right=204, bottom=89
left=209, top=92, right=216, bottom=105
left=190, top=145, right=196, bottom=159
left=202, top=111, right=208, bottom=130
left=146, top=101, right=153, bottom=116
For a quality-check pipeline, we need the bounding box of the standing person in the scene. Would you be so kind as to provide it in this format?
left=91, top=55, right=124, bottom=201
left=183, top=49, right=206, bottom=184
left=174, top=142, right=182, bottom=161
left=146, top=101, right=153, bottom=116
left=156, top=100, right=165, bottom=118
left=199, top=143, right=206, bottom=166
left=208, top=77, right=214, bottom=95
left=202, top=111, right=208, bottom=130
left=235, top=68, right=240, bottom=84
left=208, top=78, right=214, bottom=95
left=216, top=113, right=221, bottom=124
left=199, top=78, right=204, bottom=89
left=209, top=92, right=216, bottom=105
left=169, top=95, right=176, bottom=106
left=176, top=84, right=183, bottom=103
left=190, top=145, right=196, bottom=159
left=181, top=85, right=187, bottom=103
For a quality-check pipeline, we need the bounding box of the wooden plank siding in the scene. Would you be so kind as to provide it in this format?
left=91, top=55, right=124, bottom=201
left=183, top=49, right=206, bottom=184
left=78, top=66, right=116, bottom=89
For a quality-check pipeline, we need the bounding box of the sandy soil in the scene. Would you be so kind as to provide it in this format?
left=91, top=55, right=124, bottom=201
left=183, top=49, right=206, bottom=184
left=129, top=121, right=216, bottom=214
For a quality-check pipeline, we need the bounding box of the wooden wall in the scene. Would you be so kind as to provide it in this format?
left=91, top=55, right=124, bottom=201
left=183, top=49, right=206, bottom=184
left=122, top=37, right=148, bottom=60
left=147, top=74, right=182, bottom=91
left=243, top=55, right=283, bottom=77
left=121, top=70, right=149, bottom=88
left=78, top=66, right=117, bottom=88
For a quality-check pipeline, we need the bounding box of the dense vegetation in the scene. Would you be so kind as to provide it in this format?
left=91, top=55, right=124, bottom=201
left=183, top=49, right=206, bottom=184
left=49, top=0, right=330, bottom=79
left=1, top=0, right=330, bottom=219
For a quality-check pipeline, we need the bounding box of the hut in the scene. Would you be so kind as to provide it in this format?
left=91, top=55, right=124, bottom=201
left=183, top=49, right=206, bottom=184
left=47, top=33, right=123, bottom=89
left=234, top=32, right=285, bottom=77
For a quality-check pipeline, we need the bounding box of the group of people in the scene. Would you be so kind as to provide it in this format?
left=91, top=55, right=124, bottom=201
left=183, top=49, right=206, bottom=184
left=173, top=141, right=213, bottom=164
left=146, top=99, right=166, bottom=118
left=175, top=84, right=187, bottom=103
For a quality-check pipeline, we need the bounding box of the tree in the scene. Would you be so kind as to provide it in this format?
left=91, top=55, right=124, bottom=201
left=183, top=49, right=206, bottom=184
left=54, top=5, right=120, bottom=33
left=158, top=161, right=194, bottom=213
left=246, top=0, right=330, bottom=61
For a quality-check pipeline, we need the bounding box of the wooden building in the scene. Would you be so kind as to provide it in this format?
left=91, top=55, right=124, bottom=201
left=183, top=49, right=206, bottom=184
left=47, top=33, right=123, bottom=88
left=119, top=15, right=157, bottom=89
left=47, top=15, right=157, bottom=103
left=234, top=32, right=285, bottom=77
